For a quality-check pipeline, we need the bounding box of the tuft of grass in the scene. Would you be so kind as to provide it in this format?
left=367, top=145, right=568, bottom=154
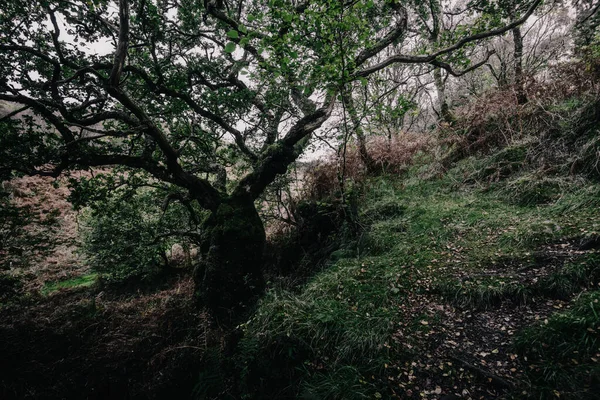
left=501, top=175, right=564, bottom=206
left=473, top=142, right=530, bottom=182
left=436, top=277, right=531, bottom=309
left=360, top=198, right=406, bottom=222
left=246, top=259, right=397, bottom=364
left=238, top=255, right=414, bottom=398
left=299, top=365, right=372, bottom=400
left=535, top=255, right=600, bottom=299
left=41, top=273, right=98, bottom=295
left=436, top=255, right=600, bottom=309
left=514, top=290, right=600, bottom=399
left=551, top=183, right=600, bottom=213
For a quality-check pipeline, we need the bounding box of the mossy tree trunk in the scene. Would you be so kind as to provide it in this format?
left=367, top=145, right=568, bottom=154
left=508, top=4, right=528, bottom=105
left=512, top=23, right=528, bottom=105
left=188, top=104, right=335, bottom=323
left=194, top=196, right=266, bottom=324
left=433, top=67, right=456, bottom=125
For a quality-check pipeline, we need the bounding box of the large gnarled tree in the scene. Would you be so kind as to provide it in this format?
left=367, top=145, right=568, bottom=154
left=0, top=0, right=540, bottom=321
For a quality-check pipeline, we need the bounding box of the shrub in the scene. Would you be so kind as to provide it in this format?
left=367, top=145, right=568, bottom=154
left=0, top=272, right=24, bottom=303
left=80, top=186, right=200, bottom=284
left=440, top=61, right=600, bottom=167
left=264, top=197, right=360, bottom=284
left=0, top=178, right=59, bottom=271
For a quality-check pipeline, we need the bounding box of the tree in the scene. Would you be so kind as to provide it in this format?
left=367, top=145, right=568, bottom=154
left=0, top=0, right=541, bottom=322
left=467, top=0, right=571, bottom=103
left=574, top=0, right=600, bottom=54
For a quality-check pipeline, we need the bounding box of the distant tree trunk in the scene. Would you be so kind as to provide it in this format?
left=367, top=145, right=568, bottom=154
left=574, top=0, right=597, bottom=55
left=498, top=59, right=509, bottom=87
left=342, top=91, right=380, bottom=174
left=433, top=67, right=455, bottom=124
left=193, top=195, right=265, bottom=325
left=509, top=6, right=528, bottom=105
left=430, top=0, right=455, bottom=124
left=512, top=24, right=527, bottom=104
left=486, top=55, right=509, bottom=88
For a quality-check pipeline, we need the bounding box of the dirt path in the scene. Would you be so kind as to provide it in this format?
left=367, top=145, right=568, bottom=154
left=389, top=241, right=599, bottom=399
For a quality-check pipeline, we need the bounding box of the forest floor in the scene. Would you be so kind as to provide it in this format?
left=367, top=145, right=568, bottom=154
left=241, top=155, right=600, bottom=400
left=1, top=145, right=600, bottom=399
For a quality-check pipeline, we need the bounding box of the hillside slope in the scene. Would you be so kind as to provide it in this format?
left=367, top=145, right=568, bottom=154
left=1, top=88, right=600, bottom=400
left=234, top=96, right=600, bottom=399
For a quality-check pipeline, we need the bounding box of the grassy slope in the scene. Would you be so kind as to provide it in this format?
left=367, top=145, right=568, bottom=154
left=239, top=151, right=600, bottom=399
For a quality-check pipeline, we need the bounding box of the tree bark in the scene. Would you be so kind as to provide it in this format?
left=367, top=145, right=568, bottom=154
left=342, top=91, right=380, bottom=174
left=433, top=67, right=455, bottom=124
left=511, top=15, right=528, bottom=104
left=194, top=195, right=266, bottom=325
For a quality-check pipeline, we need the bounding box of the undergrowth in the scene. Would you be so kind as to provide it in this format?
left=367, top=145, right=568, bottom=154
left=232, top=89, right=600, bottom=399
left=515, top=290, right=600, bottom=399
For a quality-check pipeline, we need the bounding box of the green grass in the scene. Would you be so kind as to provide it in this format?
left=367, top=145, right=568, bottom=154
left=515, top=290, right=600, bottom=400
left=536, top=255, right=600, bottom=299
left=41, top=273, right=98, bottom=295
left=436, top=277, right=532, bottom=309
left=236, top=140, right=600, bottom=398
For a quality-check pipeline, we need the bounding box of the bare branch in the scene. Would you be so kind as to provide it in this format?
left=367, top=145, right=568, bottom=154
left=431, top=50, right=496, bottom=77
left=356, top=0, right=542, bottom=78
left=354, top=6, right=408, bottom=67
left=0, top=105, right=30, bottom=123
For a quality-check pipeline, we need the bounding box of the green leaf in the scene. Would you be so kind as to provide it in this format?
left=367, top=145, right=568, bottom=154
left=238, top=25, right=248, bottom=34
left=224, top=42, right=237, bottom=53
left=227, top=30, right=239, bottom=39
left=240, top=37, right=250, bottom=47
left=359, top=77, right=368, bottom=86
left=247, top=14, right=256, bottom=22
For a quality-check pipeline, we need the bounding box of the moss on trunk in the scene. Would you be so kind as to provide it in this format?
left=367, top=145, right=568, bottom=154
left=194, top=197, right=266, bottom=324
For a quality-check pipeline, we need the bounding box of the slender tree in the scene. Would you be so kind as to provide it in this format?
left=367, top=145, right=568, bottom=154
left=507, top=0, right=529, bottom=104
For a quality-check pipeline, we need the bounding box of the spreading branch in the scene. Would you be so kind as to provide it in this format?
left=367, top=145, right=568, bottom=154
left=355, top=0, right=541, bottom=78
